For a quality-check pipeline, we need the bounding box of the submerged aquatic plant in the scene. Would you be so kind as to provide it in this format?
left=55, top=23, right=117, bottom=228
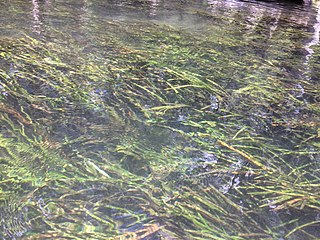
left=0, top=8, right=319, bottom=240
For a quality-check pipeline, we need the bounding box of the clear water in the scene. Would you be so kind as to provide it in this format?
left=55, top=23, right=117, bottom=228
left=0, top=0, right=319, bottom=239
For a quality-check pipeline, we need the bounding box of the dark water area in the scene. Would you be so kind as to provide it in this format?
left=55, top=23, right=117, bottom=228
left=0, top=0, right=319, bottom=239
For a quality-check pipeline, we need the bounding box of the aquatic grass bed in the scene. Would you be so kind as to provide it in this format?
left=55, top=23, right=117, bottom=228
left=0, top=14, right=319, bottom=240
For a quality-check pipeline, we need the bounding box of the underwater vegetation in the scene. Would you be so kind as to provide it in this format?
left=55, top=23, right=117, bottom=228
left=0, top=4, right=319, bottom=239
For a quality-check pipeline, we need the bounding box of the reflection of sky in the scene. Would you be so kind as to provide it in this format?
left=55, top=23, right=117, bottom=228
left=305, top=1, right=320, bottom=62
left=148, top=0, right=160, bottom=16
left=303, top=1, right=320, bottom=80
left=31, top=0, right=41, bottom=34
left=31, top=0, right=52, bottom=35
left=208, top=0, right=245, bottom=9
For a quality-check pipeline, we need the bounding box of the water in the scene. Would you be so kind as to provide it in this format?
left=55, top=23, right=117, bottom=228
left=0, top=0, right=319, bottom=239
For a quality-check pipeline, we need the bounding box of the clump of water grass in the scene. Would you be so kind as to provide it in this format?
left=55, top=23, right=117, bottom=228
left=0, top=12, right=319, bottom=240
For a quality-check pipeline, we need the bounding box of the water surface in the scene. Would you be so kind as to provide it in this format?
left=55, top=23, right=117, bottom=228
left=0, top=0, right=319, bottom=239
